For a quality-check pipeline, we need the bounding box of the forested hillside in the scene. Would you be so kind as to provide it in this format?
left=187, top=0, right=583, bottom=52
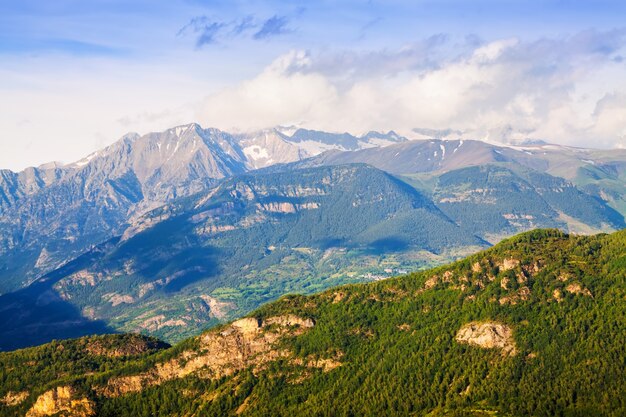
left=1, top=229, right=624, bottom=416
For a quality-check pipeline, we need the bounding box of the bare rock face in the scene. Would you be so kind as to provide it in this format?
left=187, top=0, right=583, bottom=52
left=98, top=315, right=323, bottom=398
left=231, top=317, right=262, bottom=336
left=565, top=283, right=593, bottom=298
left=456, top=322, right=517, bottom=355
left=25, top=386, right=95, bottom=417
left=1, top=391, right=28, bottom=406
left=499, top=258, right=520, bottom=271
left=264, top=314, right=315, bottom=329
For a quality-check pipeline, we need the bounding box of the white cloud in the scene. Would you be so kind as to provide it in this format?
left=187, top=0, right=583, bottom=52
left=197, top=30, right=626, bottom=149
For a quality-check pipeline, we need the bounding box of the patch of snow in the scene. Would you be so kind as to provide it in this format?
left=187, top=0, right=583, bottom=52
left=72, top=151, right=98, bottom=167
left=440, top=144, right=446, bottom=160
left=581, top=159, right=596, bottom=165
left=361, top=138, right=399, bottom=148
left=275, top=125, right=298, bottom=137
left=243, top=145, right=270, bottom=160
left=356, top=140, right=378, bottom=149
left=175, top=126, right=187, bottom=137
left=542, top=144, right=564, bottom=150
left=289, top=140, right=346, bottom=156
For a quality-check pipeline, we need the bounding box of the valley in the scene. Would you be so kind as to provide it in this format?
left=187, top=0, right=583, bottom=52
left=1, top=125, right=625, bottom=349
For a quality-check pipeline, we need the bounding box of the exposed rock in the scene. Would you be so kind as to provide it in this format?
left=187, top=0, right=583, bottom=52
left=471, top=262, right=482, bottom=273
left=98, top=315, right=322, bottom=397
left=553, top=289, right=564, bottom=303
left=230, top=317, right=262, bottom=336
left=199, top=295, right=235, bottom=320
left=442, top=270, right=454, bottom=283
left=26, top=386, right=95, bottom=417
left=102, top=293, right=135, bottom=307
left=197, top=224, right=237, bottom=235
left=565, top=283, right=593, bottom=298
left=34, top=248, right=52, bottom=269
left=499, top=286, right=531, bottom=305
left=456, top=321, right=517, bottom=355
left=1, top=390, right=28, bottom=406
left=257, top=202, right=297, bottom=214
left=64, top=270, right=99, bottom=287
left=500, top=258, right=520, bottom=271
left=331, top=291, right=346, bottom=303
left=292, top=351, right=343, bottom=372
left=264, top=314, right=315, bottom=329
left=139, top=314, right=167, bottom=331
left=424, top=275, right=439, bottom=289
left=500, top=277, right=510, bottom=290
left=557, top=273, right=570, bottom=282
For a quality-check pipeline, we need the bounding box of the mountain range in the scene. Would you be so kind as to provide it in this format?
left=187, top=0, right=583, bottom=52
left=0, top=123, right=625, bottom=350
left=0, top=125, right=406, bottom=293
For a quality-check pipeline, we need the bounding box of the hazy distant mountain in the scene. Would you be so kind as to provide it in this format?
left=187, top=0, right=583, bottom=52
left=233, top=127, right=407, bottom=169
left=431, top=165, right=624, bottom=242
left=290, top=139, right=625, bottom=177
left=0, top=124, right=248, bottom=292
left=283, top=139, right=626, bottom=217
left=234, top=129, right=308, bottom=169
left=284, top=128, right=407, bottom=155
left=0, top=163, right=69, bottom=214
left=0, top=125, right=410, bottom=293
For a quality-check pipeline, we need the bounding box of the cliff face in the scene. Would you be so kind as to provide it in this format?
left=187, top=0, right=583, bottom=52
left=456, top=321, right=517, bottom=355
left=99, top=314, right=326, bottom=397
left=25, top=386, right=95, bottom=417
left=0, top=391, right=28, bottom=407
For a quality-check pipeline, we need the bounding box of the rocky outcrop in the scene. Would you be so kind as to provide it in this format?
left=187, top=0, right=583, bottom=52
left=499, top=258, right=520, bottom=271
left=199, top=295, right=235, bottom=320
left=456, top=321, right=517, bottom=356
left=499, top=286, right=531, bottom=305
left=1, top=391, right=28, bottom=406
left=565, top=283, right=593, bottom=298
left=102, top=292, right=135, bottom=307
left=25, top=386, right=95, bottom=417
left=98, top=315, right=323, bottom=397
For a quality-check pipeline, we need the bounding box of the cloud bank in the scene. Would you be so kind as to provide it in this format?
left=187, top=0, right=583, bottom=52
left=197, top=30, right=626, bottom=148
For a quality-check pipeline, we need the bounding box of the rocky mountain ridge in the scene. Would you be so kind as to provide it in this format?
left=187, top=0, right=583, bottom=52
left=0, top=125, right=407, bottom=293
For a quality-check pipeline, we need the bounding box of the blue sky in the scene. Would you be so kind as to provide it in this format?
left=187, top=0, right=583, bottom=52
left=1, top=0, right=625, bottom=169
